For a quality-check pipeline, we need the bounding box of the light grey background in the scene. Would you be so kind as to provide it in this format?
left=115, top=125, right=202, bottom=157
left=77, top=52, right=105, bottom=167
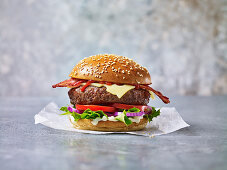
left=0, top=0, right=226, bottom=97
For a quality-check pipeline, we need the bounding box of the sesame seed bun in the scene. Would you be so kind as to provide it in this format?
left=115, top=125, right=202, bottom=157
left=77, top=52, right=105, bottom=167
left=69, top=54, right=151, bottom=85
left=69, top=116, right=148, bottom=132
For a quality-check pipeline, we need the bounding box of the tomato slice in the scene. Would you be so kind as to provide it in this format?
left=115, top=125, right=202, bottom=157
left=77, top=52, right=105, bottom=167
left=112, top=103, right=149, bottom=111
left=76, top=105, right=116, bottom=112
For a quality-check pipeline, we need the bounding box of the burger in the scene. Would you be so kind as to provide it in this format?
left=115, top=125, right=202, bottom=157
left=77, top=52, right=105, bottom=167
left=52, top=54, right=170, bottom=132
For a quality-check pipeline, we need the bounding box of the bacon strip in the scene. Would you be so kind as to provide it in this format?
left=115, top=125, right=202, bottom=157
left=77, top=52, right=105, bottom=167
left=72, top=80, right=85, bottom=87
left=140, top=85, right=170, bottom=104
left=81, top=80, right=95, bottom=92
left=52, top=78, right=170, bottom=104
left=52, top=78, right=80, bottom=88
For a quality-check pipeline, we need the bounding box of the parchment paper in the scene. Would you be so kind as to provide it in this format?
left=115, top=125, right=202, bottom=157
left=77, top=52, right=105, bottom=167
left=34, top=102, right=189, bottom=137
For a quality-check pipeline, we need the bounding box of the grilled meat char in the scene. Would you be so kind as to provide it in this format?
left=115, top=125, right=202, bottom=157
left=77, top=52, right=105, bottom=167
left=68, top=86, right=150, bottom=105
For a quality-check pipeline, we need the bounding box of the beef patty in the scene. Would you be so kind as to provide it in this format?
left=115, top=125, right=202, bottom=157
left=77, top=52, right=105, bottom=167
left=68, top=86, right=150, bottom=105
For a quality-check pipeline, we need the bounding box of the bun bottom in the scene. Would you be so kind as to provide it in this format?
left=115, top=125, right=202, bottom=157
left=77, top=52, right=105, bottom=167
left=69, top=117, right=148, bottom=132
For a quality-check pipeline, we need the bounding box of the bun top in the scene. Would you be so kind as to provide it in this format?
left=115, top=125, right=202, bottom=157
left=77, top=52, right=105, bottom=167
left=69, top=54, right=151, bottom=85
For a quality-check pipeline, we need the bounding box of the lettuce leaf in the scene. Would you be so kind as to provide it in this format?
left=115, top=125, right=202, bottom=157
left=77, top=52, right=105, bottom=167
left=115, top=108, right=140, bottom=126
left=71, top=112, right=81, bottom=121
left=60, top=106, right=69, bottom=113
left=60, top=106, right=81, bottom=121
left=115, top=110, right=132, bottom=126
left=127, top=107, right=140, bottom=113
left=117, top=107, right=140, bottom=113
left=145, top=107, right=160, bottom=122
left=59, top=107, right=107, bottom=122
left=80, top=109, right=107, bottom=119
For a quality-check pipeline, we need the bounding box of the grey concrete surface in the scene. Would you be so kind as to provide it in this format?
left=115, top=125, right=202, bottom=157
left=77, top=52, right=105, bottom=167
left=0, top=96, right=227, bottom=170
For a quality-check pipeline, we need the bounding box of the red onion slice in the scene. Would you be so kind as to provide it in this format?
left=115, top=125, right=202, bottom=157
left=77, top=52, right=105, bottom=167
left=67, top=106, right=83, bottom=114
left=113, top=111, right=145, bottom=117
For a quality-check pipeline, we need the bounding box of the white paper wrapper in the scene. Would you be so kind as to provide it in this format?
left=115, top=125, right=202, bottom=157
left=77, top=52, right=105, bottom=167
left=34, top=102, right=189, bottom=137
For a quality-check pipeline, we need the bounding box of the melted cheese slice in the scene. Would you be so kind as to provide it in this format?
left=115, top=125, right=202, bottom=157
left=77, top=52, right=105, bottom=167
left=149, top=91, right=155, bottom=99
left=80, top=83, right=155, bottom=99
left=89, top=83, right=135, bottom=98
